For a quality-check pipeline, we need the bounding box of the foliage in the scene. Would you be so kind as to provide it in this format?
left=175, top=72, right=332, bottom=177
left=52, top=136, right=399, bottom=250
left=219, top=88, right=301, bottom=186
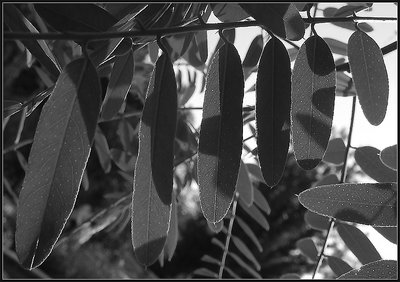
left=2, top=2, right=397, bottom=279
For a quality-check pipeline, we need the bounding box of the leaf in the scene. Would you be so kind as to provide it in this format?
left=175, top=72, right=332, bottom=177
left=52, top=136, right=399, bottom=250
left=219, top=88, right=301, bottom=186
left=326, top=256, right=353, bottom=277
left=373, top=226, right=397, bottom=245
left=348, top=30, right=389, bottom=126
left=201, top=254, right=220, bottom=266
left=235, top=216, right=263, bottom=252
left=94, top=127, right=112, bottom=174
left=313, top=174, right=339, bottom=187
left=103, top=3, right=147, bottom=20
left=336, top=72, right=357, bottom=97
left=236, top=159, right=254, bottom=207
left=298, top=183, right=397, bottom=226
left=4, top=100, right=23, bottom=118
left=240, top=4, right=305, bottom=41
left=148, top=41, right=159, bottom=64
left=338, top=260, right=397, bottom=279
left=253, top=188, right=271, bottom=215
left=291, top=35, right=336, bottom=170
left=110, top=148, right=136, bottom=172
left=296, top=237, right=318, bottom=262
left=164, top=191, right=178, bottom=261
left=336, top=223, right=381, bottom=265
left=193, top=268, right=218, bottom=278
left=211, top=4, right=249, bottom=22
left=323, top=7, right=373, bottom=32
left=207, top=220, right=223, bottom=234
left=354, top=146, right=397, bottom=182
left=224, top=266, right=240, bottom=278
left=243, top=35, right=263, bottom=80
left=239, top=198, right=270, bottom=231
left=131, top=53, right=177, bottom=266
left=34, top=4, right=117, bottom=32
left=280, top=273, right=301, bottom=279
left=198, top=42, right=244, bottom=223
left=101, top=49, right=134, bottom=120
left=334, top=4, right=372, bottom=17
left=116, top=119, right=137, bottom=154
left=246, top=163, right=266, bottom=184
left=230, top=234, right=261, bottom=270
left=211, top=238, right=225, bottom=250
left=323, top=138, right=346, bottom=165
left=4, top=4, right=61, bottom=78
left=15, top=58, right=101, bottom=269
left=287, top=47, right=298, bottom=62
left=256, top=36, right=291, bottom=186
left=380, top=145, right=397, bottom=171
left=228, top=251, right=262, bottom=278
left=304, top=210, right=330, bottom=231
left=324, top=38, right=347, bottom=56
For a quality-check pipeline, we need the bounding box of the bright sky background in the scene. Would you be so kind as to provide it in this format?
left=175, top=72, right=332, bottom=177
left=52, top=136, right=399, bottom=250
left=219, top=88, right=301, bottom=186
left=185, top=2, right=397, bottom=273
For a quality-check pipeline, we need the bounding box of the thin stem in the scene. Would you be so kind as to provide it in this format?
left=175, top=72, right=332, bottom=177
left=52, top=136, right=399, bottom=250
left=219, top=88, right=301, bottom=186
left=312, top=96, right=357, bottom=279
left=14, top=107, right=27, bottom=145
left=4, top=16, right=396, bottom=41
left=218, top=193, right=238, bottom=279
left=3, top=139, right=34, bottom=154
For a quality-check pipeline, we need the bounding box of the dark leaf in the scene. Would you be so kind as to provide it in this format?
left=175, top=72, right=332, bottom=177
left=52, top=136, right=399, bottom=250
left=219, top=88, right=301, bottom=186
left=4, top=4, right=61, bottom=77
left=94, top=127, right=112, bottom=174
left=348, top=30, right=389, bottom=125
left=291, top=36, right=336, bottom=170
left=296, top=237, right=318, bottom=261
left=207, top=220, right=223, bottom=234
left=131, top=53, right=177, bottom=266
left=227, top=251, right=262, bottom=278
left=15, top=58, right=101, bottom=269
left=239, top=198, right=270, bottom=231
left=201, top=254, right=220, bottom=266
left=224, top=266, right=240, bottom=278
left=380, top=145, right=397, bottom=171
left=354, top=146, right=397, bottom=182
left=198, top=42, right=244, bottom=223
left=193, top=268, right=218, bottom=278
left=304, top=210, right=330, bottom=231
left=101, top=49, right=134, bottom=120
left=243, top=35, right=263, bottom=80
left=246, top=163, right=266, bottom=184
left=298, top=183, right=397, bottom=226
left=103, top=3, right=147, bottom=20
left=164, top=191, right=178, bottom=261
left=240, top=3, right=305, bottom=40
left=110, top=148, right=136, bottom=172
left=324, top=38, right=348, bottom=56
left=373, top=226, right=397, bottom=245
left=236, top=159, right=254, bottom=207
left=253, top=188, right=271, bottom=215
left=334, top=4, right=373, bottom=17
left=323, top=138, right=346, bottom=165
left=235, top=216, right=263, bottom=252
left=338, top=260, right=397, bottom=279
left=4, top=100, right=23, bottom=118
left=336, top=223, right=381, bottom=264
left=211, top=3, right=249, bottom=22
left=256, top=36, right=291, bottom=186
left=116, top=119, right=137, bottom=154
left=326, top=256, right=353, bottom=277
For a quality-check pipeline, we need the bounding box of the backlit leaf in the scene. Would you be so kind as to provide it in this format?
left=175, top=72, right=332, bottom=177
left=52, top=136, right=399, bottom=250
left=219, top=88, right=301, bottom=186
left=94, top=127, right=112, bottom=174
left=239, top=198, right=270, bottom=231
left=236, top=159, right=254, bottom=207
left=354, top=146, right=397, bottom=182
left=326, top=256, right=353, bottom=277
left=338, top=260, right=397, bottom=279
left=235, top=216, right=263, bottom=252
left=224, top=266, right=240, bottom=278
left=296, top=237, right=318, bottom=261
left=193, top=268, right=218, bottom=278
left=101, top=49, right=134, bottom=120
left=240, top=3, right=305, bottom=41
left=201, top=254, right=220, bottom=266
left=198, top=42, right=244, bottom=223
left=131, top=53, right=177, bottom=266
left=298, top=183, right=397, bottom=226
left=323, top=138, right=346, bottom=165
left=211, top=3, right=249, bottom=22
left=246, top=163, right=266, bottom=184
left=348, top=30, right=389, bottom=125
left=227, top=251, right=262, bottom=278
left=291, top=35, right=336, bottom=170
left=207, top=220, right=223, bottom=234
left=164, top=191, right=178, bottom=261
left=15, top=58, right=101, bottom=269
left=256, top=36, right=291, bottom=186
left=380, top=145, right=397, bottom=171
left=336, top=223, right=381, bottom=265
left=373, top=226, right=397, bottom=245
left=231, top=234, right=261, bottom=270
left=253, top=188, right=271, bottom=215
left=4, top=4, right=61, bottom=78
left=116, top=119, right=137, bottom=154
left=304, top=210, right=330, bottom=231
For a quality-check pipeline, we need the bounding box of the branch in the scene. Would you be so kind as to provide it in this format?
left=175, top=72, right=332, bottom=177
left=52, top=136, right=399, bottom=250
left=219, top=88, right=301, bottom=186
left=4, top=16, right=397, bottom=41
left=336, top=41, right=397, bottom=72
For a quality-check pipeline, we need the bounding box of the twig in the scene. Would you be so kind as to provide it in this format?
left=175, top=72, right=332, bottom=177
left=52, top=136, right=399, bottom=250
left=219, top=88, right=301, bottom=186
left=3, top=139, right=33, bottom=154
left=312, top=96, right=357, bottom=279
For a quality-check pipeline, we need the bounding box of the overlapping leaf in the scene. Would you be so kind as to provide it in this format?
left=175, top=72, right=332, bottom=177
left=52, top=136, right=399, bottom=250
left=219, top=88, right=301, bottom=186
left=296, top=237, right=318, bottom=261
left=326, top=256, right=353, bottom=277
left=198, top=42, right=244, bottom=223
left=304, top=210, right=330, bottom=231
left=15, top=58, right=101, bottom=269
left=291, top=35, right=336, bottom=170
left=380, top=144, right=397, bottom=171
left=101, top=49, right=134, bottom=120
left=323, top=138, right=346, bottom=165
left=354, top=146, right=397, bottom=182
left=239, top=198, right=270, bottom=231
left=299, top=183, right=397, bottom=226
left=336, top=223, right=381, bottom=264
left=338, top=260, right=397, bottom=279
left=256, top=36, right=291, bottom=186
left=236, top=159, right=254, bottom=207
left=211, top=4, right=249, bottom=22
left=131, top=53, right=177, bottom=266
left=94, top=127, right=112, bottom=174
left=348, top=30, right=389, bottom=125
left=235, top=216, right=263, bottom=252
left=164, top=191, right=179, bottom=261
left=374, top=226, right=397, bottom=245
left=208, top=220, right=224, bottom=234
left=243, top=35, right=263, bottom=80
left=240, top=3, right=305, bottom=40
